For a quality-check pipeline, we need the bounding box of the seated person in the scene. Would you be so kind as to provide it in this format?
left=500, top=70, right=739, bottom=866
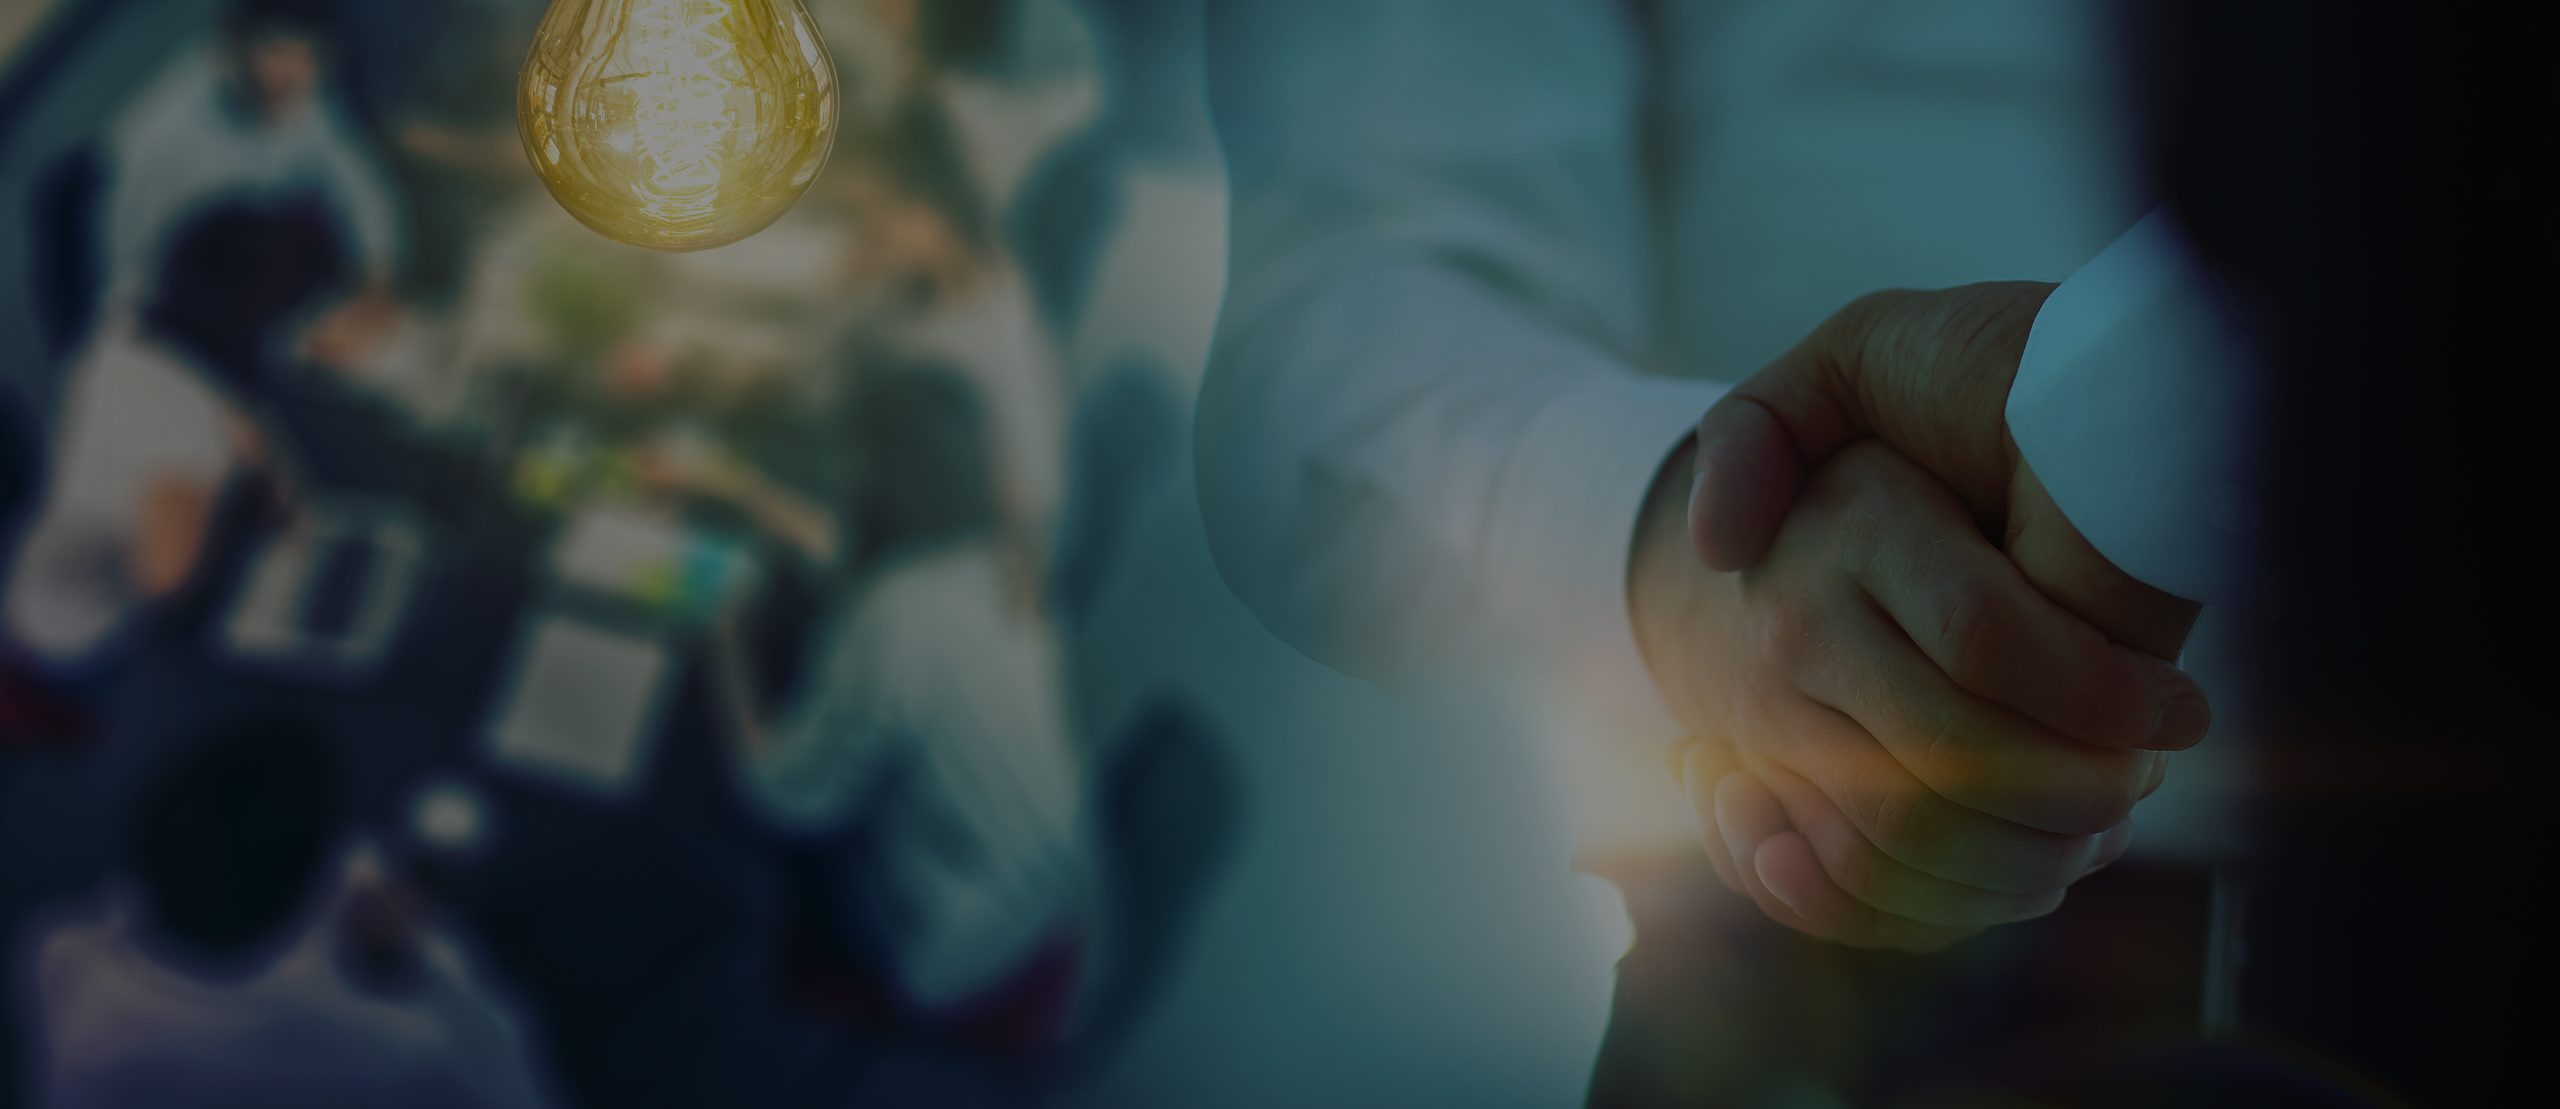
left=103, top=0, right=400, bottom=320
left=708, top=363, right=1104, bottom=1053
left=817, top=0, right=1101, bottom=209
left=27, top=719, right=553, bottom=1108
left=339, top=0, right=546, bottom=302
left=835, top=101, right=1069, bottom=564
left=2, top=201, right=368, bottom=673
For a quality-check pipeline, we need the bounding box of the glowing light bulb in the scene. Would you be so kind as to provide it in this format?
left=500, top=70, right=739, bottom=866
left=519, top=0, right=839, bottom=252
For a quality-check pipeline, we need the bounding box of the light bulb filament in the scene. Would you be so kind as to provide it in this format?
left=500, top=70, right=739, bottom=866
left=624, top=0, right=737, bottom=206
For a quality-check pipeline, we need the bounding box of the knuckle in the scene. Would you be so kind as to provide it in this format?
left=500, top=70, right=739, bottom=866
left=1830, top=289, right=1911, bottom=344
left=1865, top=782, right=1928, bottom=859
left=1933, top=585, right=2012, bottom=691
left=1910, top=700, right=1973, bottom=796
left=1751, top=591, right=1823, bottom=672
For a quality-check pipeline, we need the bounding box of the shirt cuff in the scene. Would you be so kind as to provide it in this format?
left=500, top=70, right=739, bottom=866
left=1494, top=371, right=1730, bottom=747
left=2008, top=210, right=2262, bottom=605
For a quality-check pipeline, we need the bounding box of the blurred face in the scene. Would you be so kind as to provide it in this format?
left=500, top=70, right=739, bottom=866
left=235, top=31, right=324, bottom=119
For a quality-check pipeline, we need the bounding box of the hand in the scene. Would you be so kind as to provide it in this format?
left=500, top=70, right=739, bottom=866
left=131, top=472, right=223, bottom=599
left=1632, top=440, right=2205, bottom=950
left=1690, top=283, right=2200, bottom=657
left=1677, top=284, right=2211, bottom=945
left=301, top=287, right=404, bottom=376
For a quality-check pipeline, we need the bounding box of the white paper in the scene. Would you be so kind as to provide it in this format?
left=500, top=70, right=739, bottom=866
left=485, top=615, right=673, bottom=800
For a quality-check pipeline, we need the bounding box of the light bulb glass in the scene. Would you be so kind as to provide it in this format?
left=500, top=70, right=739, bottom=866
left=519, top=0, right=840, bottom=252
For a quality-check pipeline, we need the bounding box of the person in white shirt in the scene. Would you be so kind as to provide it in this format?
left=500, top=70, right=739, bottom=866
left=27, top=720, right=555, bottom=1109
left=711, top=363, right=1105, bottom=1047
left=103, top=0, right=400, bottom=309
left=2, top=199, right=360, bottom=675
left=1198, top=0, right=2215, bottom=950
left=835, top=101, right=1071, bottom=566
left=0, top=321, right=245, bottom=670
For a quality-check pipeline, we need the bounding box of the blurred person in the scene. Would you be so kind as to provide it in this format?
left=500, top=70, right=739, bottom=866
left=0, top=189, right=412, bottom=678
left=839, top=100, right=1070, bottom=565
left=102, top=0, right=401, bottom=325
left=917, top=0, right=1103, bottom=220
left=819, top=0, right=1097, bottom=150
left=708, top=362, right=1107, bottom=1053
left=1201, top=0, right=2211, bottom=952
left=339, top=0, right=547, bottom=301
left=817, top=0, right=1106, bottom=334
left=26, top=718, right=554, bottom=1109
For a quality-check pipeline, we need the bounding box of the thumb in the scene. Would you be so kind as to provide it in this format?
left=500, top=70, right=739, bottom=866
left=1688, top=341, right=1864, bottom=571
left=1690, top=285, right=2055, bottom=570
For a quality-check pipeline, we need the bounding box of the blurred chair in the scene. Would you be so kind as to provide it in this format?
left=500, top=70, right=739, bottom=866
left=1004, top=132, right=1122, bottom=341
left=27, top=142, right=108, bottom=364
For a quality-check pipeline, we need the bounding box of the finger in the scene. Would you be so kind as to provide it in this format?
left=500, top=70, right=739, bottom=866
left=1846, top=446, right=2210, bottom=752
left=1752, top=833, right=1983, bottom=952
left=1678, top=740, right=1745, bottom=895
left=1750, top=760, right=2069, bottom=929
left=1752, top=697, right=2118, bottom=894
left=1809, top=595, right=2164, bottom=836
left=1711, top=771, right=1825, bottom=935
left=1690, top=394, right=1826, bottom=571
left=1689, top=311, right=1871, bottom=573
left=2090, top=818, right=2136, bottom=876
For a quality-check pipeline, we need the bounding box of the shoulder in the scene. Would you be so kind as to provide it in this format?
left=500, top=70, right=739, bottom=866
left=114, top=49, right=224, bottom=151
left=76, top=334, right=234, bottom=441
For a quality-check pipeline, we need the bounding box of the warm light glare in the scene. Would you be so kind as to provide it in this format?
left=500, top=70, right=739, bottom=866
left=520, top=0, right=839, bottom=252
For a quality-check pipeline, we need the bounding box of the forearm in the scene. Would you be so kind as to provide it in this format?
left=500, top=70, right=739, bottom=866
left=323, top=119, right=405, bottom=285
left=733, top=481, right=840, bottom=566
left=1203, top=257, right=1714, bottom=686
left=1203, top=0, right=1718, bottom=726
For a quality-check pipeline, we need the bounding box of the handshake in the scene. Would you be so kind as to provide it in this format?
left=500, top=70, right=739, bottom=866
left=1637, top=282, right=2207, bottom=951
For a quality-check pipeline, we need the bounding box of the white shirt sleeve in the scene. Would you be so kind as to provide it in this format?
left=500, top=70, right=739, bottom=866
left=2006, top=209, right=2264, bottom=604
left=101, top=53, right=215, bottom=298
left=1199, top=0, right=1723, bottom=744
left=3, top=331, right=238, bottom=667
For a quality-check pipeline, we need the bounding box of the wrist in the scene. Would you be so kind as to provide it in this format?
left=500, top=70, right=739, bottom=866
left=2004, top=461, right=2201, bottom=662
